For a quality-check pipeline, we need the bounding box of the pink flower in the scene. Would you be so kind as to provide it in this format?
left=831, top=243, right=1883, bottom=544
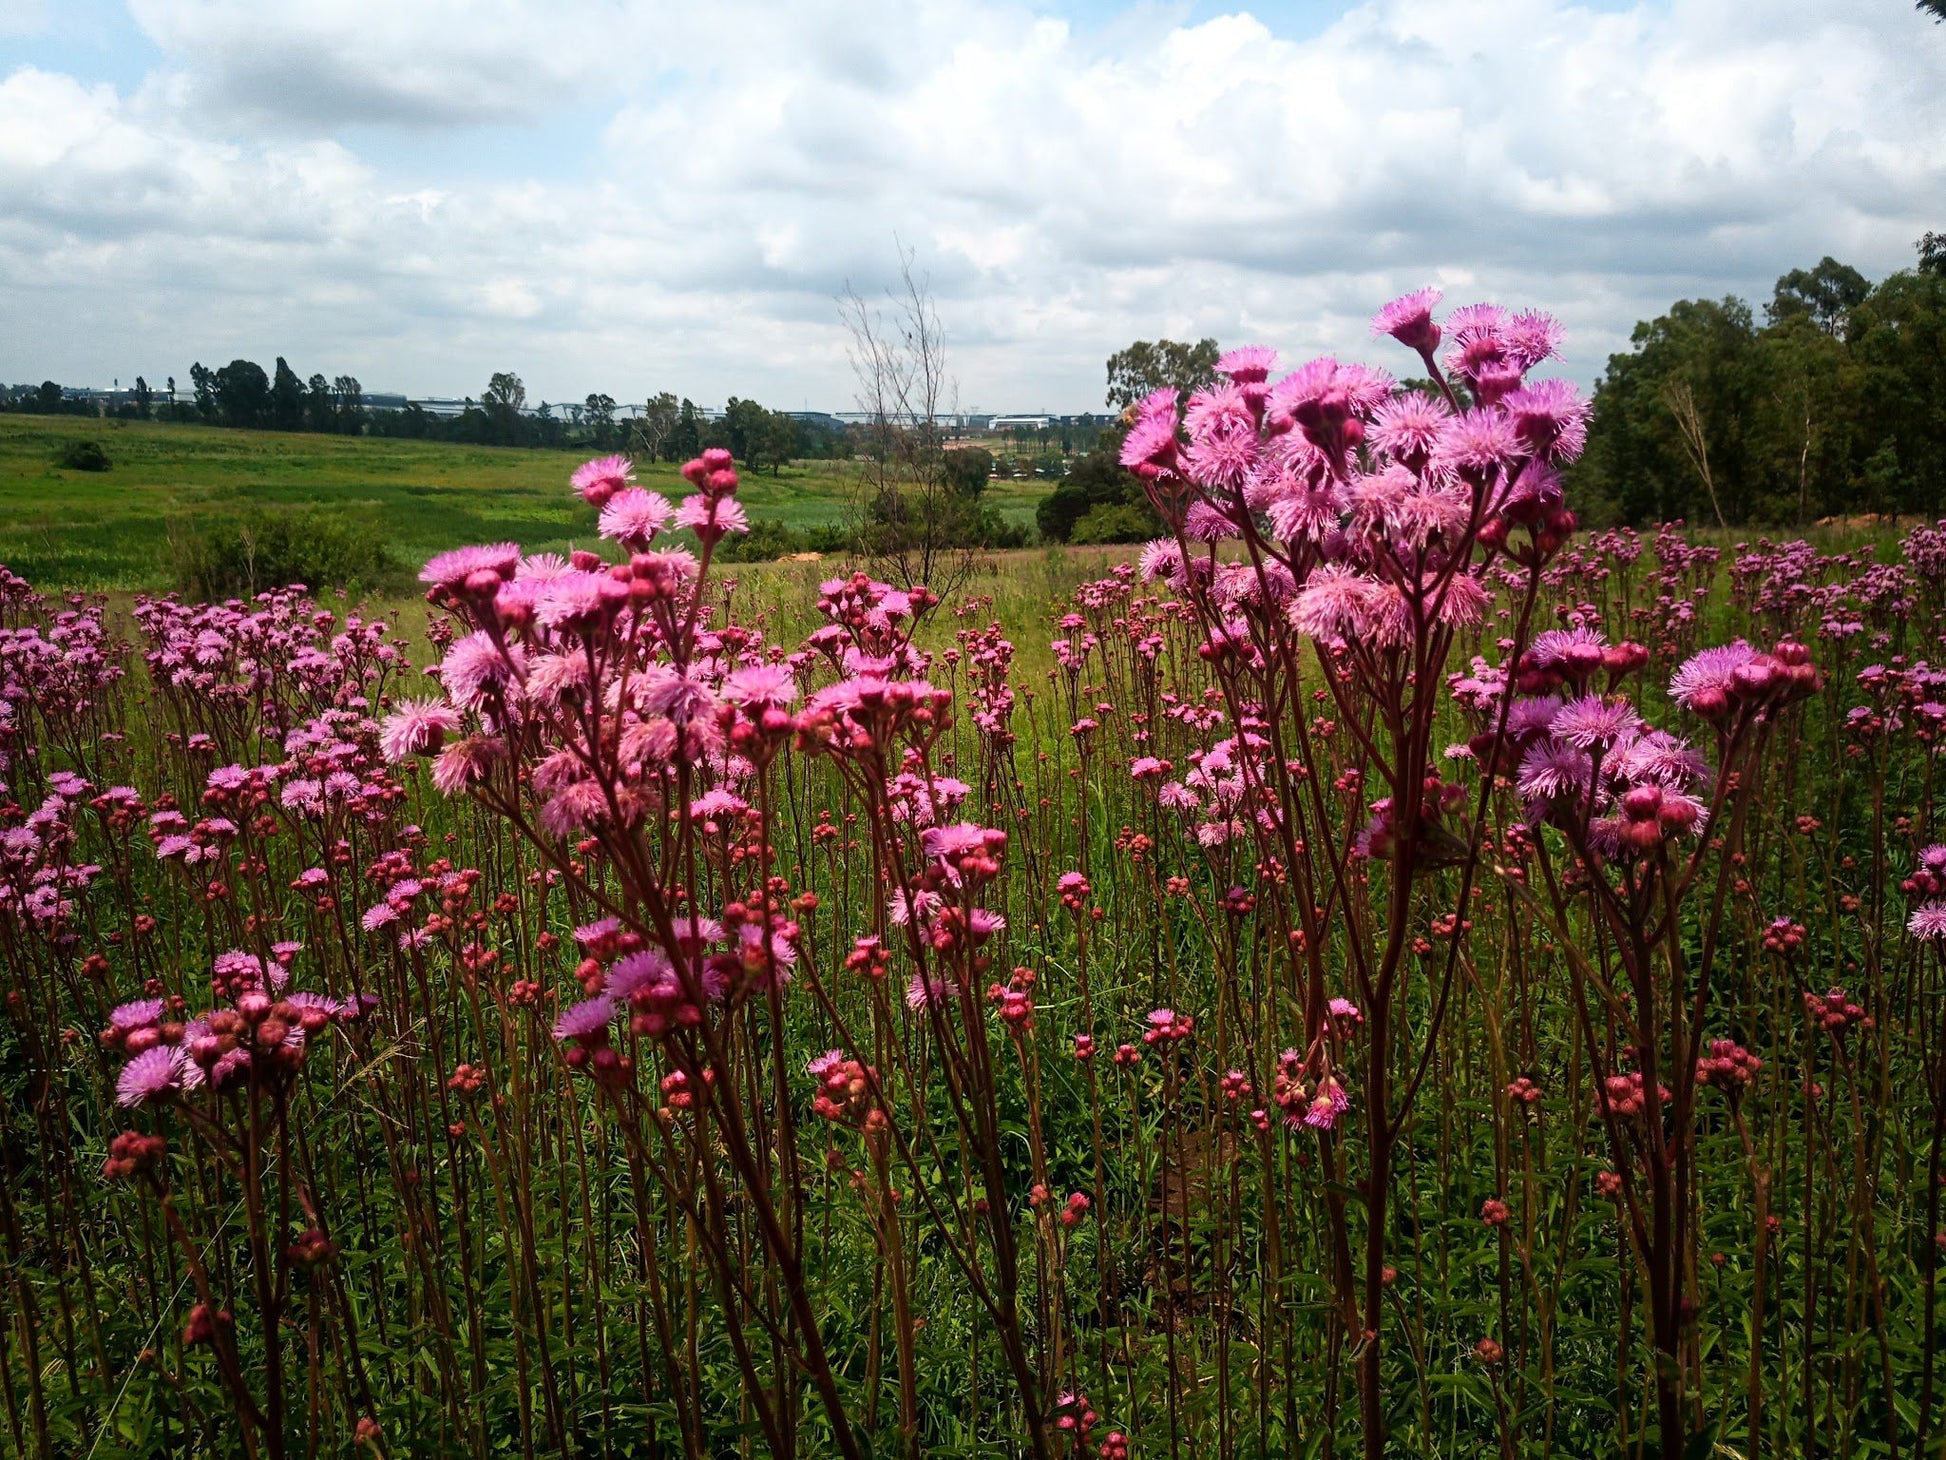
left=419, top=543, right=520, bottom=593
left=1216, top=346, right=1280, bottom=384
left=1371, top=287, right=1443, bottom=353
left=1670, top=642, right=1756, bottom=715
left=597, top=487, right=674, bottom=546
left=1119, top=411, right=1181, bottom=477
left=722, top=663, right=799, bottom=709
left=906, top=973, right=958, bottom=1011
left=1288, top=565, right=1375, bottom=643
left=1548, top=695, right=1641, bottom=751
left=552, top=996, right=616, bottom=1044
left=117, top=1046, right=191, bottom=1106
left=535, top=571, right=617, bottom=632
left=379, top=700, right=461, bottom=763
left=1434, top=409, right=1519, bottom=478
left=441, top=633, right=519, bottom=709
left=1369, top=391, right=1451, bottom=467
left=431, top=736, right=503, bottom=795
left=674, top=495, right=750, bottom=542
left=1503, top=378, right=1589, bottom=463
left=572, top=455, right=635, bottom=508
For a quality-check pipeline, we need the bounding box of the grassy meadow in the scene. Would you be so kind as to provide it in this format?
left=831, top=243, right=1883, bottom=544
left=0, top=414, right=1056, bottom=593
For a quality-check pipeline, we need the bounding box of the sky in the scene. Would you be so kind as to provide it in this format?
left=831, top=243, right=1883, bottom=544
left=1, top=0, right=1942, bottom=413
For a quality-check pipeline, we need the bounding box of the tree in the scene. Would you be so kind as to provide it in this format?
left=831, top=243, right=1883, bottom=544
left=34, top=380, right=62, bottom=412
left=332, top=376, right=364, bottom=434
left=1919, top=231, right=1946, bottom=279
left=757, top=409, right=798, bottom=476
left=584, top=392, right=616, bottom=449
left=1846, top=266, right=1946, bottom=518
left=672, top=399, right=703, bottom=462
left=1036, top=445, right=1151, bottom=542
left=715, top=397, right=766, bottom=468
left=1766, top=257, right=1870, bottom=334
left=840, top=247, right=991, bottom=598
left=271, top=358, right=305, bottom=432
left=1576, top=297, right=1759, bottom=524
left=213, top=359, right=271, bottom=429
left=1104, top=337, right=1220, bottom=411
left=942, top=447, right=993, bottom=497
left=190, top=363, right=217, bottom=422
left=636, top=391, right=680, bottom=461
left=133, top=376, right=153, bottom=419
left=484, top=372, right=527, bottom=445
left=305, top=374, right=334, bottom=433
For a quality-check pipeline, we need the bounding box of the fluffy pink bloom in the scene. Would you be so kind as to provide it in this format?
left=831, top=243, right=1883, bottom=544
left=112, top=997, right=166, bottom=1030
left=674, top=495, right=750, bottom=541
left=552, top=996, right=616, bottom=1043
left=1518, top=740, right=1592, bottom=802
left=1216, top=346, right=1280, bottom=384
left=572, top=455, right=635, bottom=507
left=379, top=700, right=461, bottom=763
left=1548, top=695, right=1641, bottom=750
left=1670, top=642, right=1756, bottom=712
left=535, top=571, right=616, bottom=632
left=1434, top=409, right=1520, bottom=478
left=906, top=973, right=958, bottom=1011
left=1371, top=287, right=1444, bottom=353
left=419, top=543, right=520, bottom=592
left=431, top=736, right=501, bottom=795
left=1909, top=903, right=1946, bottom=941
left=598, top=487, right=674, bottom=546
left=1288, top=565, right=1375, bottom=642
left=441, top=633, right=520, bottom=709
left=1503, top=310, right=1566, bottom=370
left=1137, top=538, right=1187, bottom=586
left=1369, top=391, right=1451, bottom=466
left=1437, top=572, right=1492, bottom=627
left=1503, top=378, right=1590, bottom=462
left=722, top=663, right=799, bottom=709
left=118, top=1046, right=190, bottom=1106
left=1184, top=431, right=1259, bottom=492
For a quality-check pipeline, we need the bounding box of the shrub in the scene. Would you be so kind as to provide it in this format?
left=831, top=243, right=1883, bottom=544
left=714, top=517, right=856, bottom=562
left=170, top=506, right=396, bottom=596
left=56, top=439, right=112, bottom=471
left=1068, top=501, right=1153, bottom=544
left=1035, top=443, right=1150, bottom=541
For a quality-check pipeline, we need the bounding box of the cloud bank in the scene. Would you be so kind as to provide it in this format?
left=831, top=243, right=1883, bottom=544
left=1, top=0, right=1942, bottom=409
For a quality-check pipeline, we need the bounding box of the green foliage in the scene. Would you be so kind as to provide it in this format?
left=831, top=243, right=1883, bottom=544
left=713, top=517, right=854, bottom=563
left=1104, top=336, right=1221, bottom=410
left=1036, top=441, right=1152, bottom=542
left=1068, top=501, right=1153, bottom=544
left=168, top=506, right=397, bottom=596
left=55, top=438, right=110, bottom=472
left=941, top=446, right=995, bottom=497
left=711, top=396, right=801, bottom=475
left=1575, top=238, right=1946, bottom=525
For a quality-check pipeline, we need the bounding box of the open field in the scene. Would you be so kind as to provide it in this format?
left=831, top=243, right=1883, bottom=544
left=0, top=415, right=1056, bottom=592
left=6, top=383, right=1946, bottom=1460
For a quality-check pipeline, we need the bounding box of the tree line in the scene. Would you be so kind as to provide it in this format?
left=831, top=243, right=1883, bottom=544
left=1574, top=234, right=1946, bottom=525
left=2, top=364, right=849, bottom=470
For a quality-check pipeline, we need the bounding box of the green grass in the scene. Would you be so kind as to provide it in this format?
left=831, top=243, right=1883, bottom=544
left=0, top=415, right=1055, bottom=591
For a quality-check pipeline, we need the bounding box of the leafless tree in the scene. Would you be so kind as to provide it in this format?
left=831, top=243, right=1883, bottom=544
left=839, top=245, right=976, bottom=603
left=1663, top=378, right=1728, bottom=530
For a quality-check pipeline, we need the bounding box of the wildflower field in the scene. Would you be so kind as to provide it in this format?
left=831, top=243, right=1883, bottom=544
left=4, top=294, right=1944, bottom=1460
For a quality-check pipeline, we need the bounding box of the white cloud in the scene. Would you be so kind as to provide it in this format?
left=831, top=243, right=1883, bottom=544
left=0, top=0, right=1942, bottom=408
